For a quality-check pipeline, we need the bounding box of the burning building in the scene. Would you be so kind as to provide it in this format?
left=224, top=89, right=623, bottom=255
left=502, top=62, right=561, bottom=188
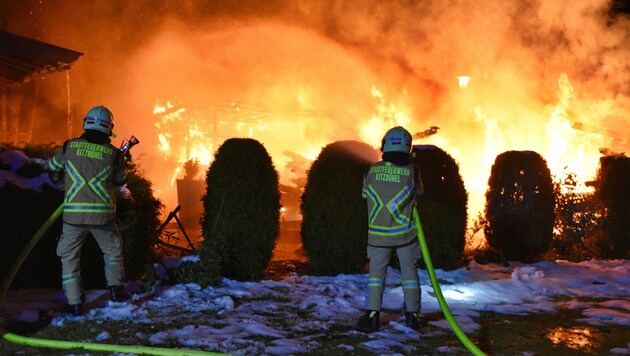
left=0, top=30, right=82, bottom=143
left=1, top=0, right=628, bottom=247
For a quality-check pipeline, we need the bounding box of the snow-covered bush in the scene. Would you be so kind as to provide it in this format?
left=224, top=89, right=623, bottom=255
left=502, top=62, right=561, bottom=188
left=300, top=140, right=378, bottom=275
left=484, top=151, right=554, bottom=261
left=200, top=138, right=280, bottom=281
left=411, top=145, right=468, bottom=270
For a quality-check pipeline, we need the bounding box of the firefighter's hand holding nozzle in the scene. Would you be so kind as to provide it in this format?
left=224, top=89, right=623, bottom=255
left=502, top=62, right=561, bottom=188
left=120, top=135, right=140, bottom=163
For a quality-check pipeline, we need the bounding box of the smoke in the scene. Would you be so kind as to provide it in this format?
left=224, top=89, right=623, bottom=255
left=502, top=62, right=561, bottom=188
left=2, top=0, right=628, bottom=214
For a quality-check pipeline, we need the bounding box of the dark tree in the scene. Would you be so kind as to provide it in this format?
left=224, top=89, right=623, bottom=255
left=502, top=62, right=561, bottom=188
left=301, top=141, right=379, bottom=275
left=484, top=151, right=554, bottom=261
left=201, top=138, right=280, bottom=281
left=411, top=145, right=468, bottom=270
left=591, top=155, right=629, bottom=259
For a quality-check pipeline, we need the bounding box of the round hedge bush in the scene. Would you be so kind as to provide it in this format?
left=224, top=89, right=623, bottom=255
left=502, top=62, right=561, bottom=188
left=410, top=145, right=468, bottom=270
left=200, top=138, right=280, bottom=281
left=300, top=140, right=379, bottom=275
left=484, top=150, right=554, bottom=261
left=592, top=155, right=629, bottom=259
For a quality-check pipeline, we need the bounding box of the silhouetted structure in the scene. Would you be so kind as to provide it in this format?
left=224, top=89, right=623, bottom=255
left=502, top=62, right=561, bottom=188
left=0, top=30, right=82, bottom=88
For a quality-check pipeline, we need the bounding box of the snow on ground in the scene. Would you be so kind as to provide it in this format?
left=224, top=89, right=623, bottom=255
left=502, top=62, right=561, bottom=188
left=2, top=258, right=629, bottom=354
left=0, top=150, right=56, bottom=191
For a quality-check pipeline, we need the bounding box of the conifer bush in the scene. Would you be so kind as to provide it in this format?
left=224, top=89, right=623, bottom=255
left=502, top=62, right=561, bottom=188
left=484, top=151, right=554, bottom=261
left=301, top=140, right=379, bottom=275
left=200, top=138, right=280, bottom=281
left=410, top=145, right=468, bottom=270
left=115, top=161, right=164, bottom=279
left=591, top=155, right=629, bottom=259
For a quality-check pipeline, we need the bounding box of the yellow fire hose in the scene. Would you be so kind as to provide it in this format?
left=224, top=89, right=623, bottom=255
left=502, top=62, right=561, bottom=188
left=0, top=203, right=224, bottom=355
left=413, top=207, right=486, bottom=356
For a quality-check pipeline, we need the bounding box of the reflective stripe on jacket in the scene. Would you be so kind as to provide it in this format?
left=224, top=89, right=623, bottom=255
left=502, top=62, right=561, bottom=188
left=362, top=161, right=420, bottom=247
left=48, top=138, right=126, bottom=225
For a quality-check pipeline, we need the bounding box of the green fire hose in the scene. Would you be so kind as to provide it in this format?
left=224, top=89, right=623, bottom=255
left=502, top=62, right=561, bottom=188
left=0, top=203, right=224, bottom=355
left=3, top=332, right=220, bottom=355
left=413, top=207, right=486, bottom=356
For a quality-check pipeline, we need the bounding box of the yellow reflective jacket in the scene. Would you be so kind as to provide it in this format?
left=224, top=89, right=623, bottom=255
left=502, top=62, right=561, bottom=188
left=362, top=160, right=422, bottom=247
left=48, top=135, right=126, bottom=225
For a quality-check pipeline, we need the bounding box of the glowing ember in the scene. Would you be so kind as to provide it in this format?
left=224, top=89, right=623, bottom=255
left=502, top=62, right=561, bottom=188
left=547, top=327, right=596, bottom=351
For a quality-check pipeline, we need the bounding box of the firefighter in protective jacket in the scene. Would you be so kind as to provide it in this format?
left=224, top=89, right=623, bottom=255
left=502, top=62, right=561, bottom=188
left=358, top=126, right=424, bottom=331
left=44, top=105, right=132, bottom=315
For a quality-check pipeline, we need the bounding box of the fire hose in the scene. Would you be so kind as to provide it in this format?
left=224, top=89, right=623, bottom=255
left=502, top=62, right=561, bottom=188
left=413, top=207, right=486, bottom=356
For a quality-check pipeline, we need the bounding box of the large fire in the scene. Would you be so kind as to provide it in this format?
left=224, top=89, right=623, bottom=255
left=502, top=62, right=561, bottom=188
left=4, top=1, right=628, bottom=248
left=150, top=70, right=613, bottom=237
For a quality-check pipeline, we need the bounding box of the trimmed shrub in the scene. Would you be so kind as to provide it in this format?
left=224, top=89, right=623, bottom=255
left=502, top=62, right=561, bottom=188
left=411, top=145, right=468, bottom=270
left=484, top=151, right=554, bottom=261
left=301, top=140, right=379, bottom=275
left=116, top=161, right=164, bottom=279
left=591, top=155, right=629, bottom=259
left=200, top=138, right=280, bottom=281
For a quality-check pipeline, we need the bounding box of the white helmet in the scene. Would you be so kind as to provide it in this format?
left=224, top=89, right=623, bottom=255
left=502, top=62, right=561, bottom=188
left=381, top=126, right=412, bottom=154
left=83, top=105, right=115, bottom=136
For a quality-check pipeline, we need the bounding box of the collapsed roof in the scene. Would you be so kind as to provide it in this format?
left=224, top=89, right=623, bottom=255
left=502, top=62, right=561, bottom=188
left=0, top=30, right=83, bottom=88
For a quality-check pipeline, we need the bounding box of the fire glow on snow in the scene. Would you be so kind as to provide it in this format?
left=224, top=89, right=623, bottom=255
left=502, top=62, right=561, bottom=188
left=3, top=257, right=629, bottom=355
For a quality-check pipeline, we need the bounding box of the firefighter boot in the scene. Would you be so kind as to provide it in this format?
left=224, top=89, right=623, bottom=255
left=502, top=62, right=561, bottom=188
left=405, top=311, right=419, bottom=329
left=67, top=294, right=85, bottom=316
left=357, top=310, right=380, bottom=332
left=109, top=285, right=131, bottom=302
left=69, top=303, right=83, bottom=316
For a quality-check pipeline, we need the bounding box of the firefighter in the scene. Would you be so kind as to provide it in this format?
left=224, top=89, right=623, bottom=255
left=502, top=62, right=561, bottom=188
left=37, top=105, right=132, bottom=315
left=358, top=126, right=424, bottom=331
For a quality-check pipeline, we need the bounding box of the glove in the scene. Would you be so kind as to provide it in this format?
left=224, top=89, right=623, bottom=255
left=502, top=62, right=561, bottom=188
left=116, top=183, right=132, bottom=200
